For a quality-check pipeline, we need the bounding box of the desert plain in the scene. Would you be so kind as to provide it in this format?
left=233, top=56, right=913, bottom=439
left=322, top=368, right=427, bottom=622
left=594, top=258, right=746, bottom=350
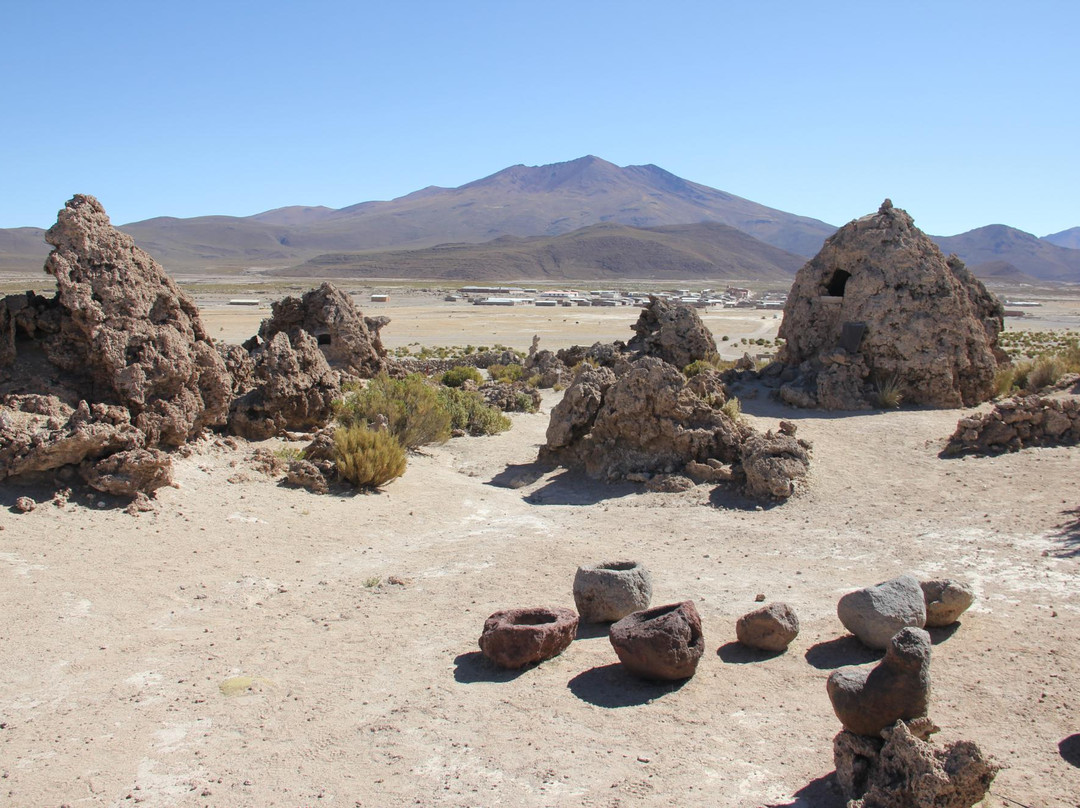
left=1, top=277, right=1080, bottom=807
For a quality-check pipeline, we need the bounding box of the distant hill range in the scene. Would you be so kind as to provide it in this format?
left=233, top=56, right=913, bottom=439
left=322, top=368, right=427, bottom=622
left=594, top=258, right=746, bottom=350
left=2, top=155, right=1078, bottom=283
left=280, top=221, right=806, bottom=281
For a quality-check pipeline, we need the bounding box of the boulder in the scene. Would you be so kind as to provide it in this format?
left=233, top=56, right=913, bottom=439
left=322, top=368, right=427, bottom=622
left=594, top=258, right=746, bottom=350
left=736, top=602, right=800, bottom=652
left=921, top=579, right=975, bottom=627
left=541, top=356, right=749, bottom=481
left=777, top=200, right=1003, bottom=409
left=284, top=459, right=331, bottom=494
left=626, top=297, right=717, bottom=369
left=609, top=601, right=704, bottom=681
left=827, top=627, right=931, bottom=737
left=573, top=561, right=653, bottom=623
left=835, top=719, right=998, bottom=808
left=0, top=195, right=232, bottom=494
left=229, top=331, right=340, bottom=440
left=14, top=496, right=35, bottom=513
left=256, top=282, right=387, bottom=377
left=837, top=574, right=927, bottom=650
left=478, top=607, right=579, bottom=669
left=741, top=431, right=812, bottom=500
left=79, top=448, right=173, bottom=495
left=943, top=393, right=1080, bottom=455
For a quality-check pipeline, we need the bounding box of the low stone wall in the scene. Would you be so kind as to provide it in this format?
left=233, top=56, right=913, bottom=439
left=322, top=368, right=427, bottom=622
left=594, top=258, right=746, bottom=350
left=943, top=394, right=1080, bottom=455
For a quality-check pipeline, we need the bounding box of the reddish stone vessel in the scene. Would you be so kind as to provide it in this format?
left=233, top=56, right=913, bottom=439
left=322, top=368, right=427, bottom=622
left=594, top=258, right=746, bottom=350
left=608, top=601, right=704, bottom=680
left=478, top=607, right=579, bottom=669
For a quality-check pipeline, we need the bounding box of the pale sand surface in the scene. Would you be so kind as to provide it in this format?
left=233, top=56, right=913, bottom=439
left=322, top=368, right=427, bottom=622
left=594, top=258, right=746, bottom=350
left=1, top=386, right=1079, bottom=807
left=2, top=277, right=1080, bottom=807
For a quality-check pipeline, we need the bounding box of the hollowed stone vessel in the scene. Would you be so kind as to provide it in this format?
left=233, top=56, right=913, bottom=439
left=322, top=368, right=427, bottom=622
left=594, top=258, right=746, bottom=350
left=478, top=606, right=579, bottom=669
left=573, top=560, right=653, bottom=623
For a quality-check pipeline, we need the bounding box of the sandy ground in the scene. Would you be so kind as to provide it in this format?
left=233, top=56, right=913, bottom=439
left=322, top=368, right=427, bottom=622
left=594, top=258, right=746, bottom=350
left=2, top=280, right=1080, bottom=807
left=1, top=382, right=1079, bottom=808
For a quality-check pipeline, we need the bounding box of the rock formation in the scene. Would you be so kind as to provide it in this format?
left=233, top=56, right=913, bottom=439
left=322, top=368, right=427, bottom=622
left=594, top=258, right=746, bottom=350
left=478, top=607, right=579, bottom=669
left=626, top=296, right=717, bottom=369
left=540, top=358, right=812, bottom=500
left=608, top=601, right=704, bottom=680
left=0, top=195, right=232, bottom=494
left=921, top=579, right=974, bottom=627
left=229, top=331, right=340, bottom=440
left=835, top=719, right=998, bottom=808
left=943, top=393, right=1080, bottom=455
left=736, top=602, right=800, bottom=652
left=777, top=200, right=1003, bottom=409
left=827, top=627, right=931, bottom=737
left=573, top=561, right=653, bottom=623
left=254, top=282, right=387, bottom=377
left=837, top=574, right=927, bottom=650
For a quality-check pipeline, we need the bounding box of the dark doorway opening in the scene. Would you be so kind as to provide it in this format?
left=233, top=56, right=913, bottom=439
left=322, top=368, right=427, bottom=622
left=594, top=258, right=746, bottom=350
left=316, top=333, right=332, bottom=346
left=826, top=269, right=851, bottom=297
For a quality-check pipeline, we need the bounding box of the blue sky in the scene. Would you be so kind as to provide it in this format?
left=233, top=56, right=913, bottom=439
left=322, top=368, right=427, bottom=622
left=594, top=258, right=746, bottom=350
left=2, top=1, right=1076, bottom=237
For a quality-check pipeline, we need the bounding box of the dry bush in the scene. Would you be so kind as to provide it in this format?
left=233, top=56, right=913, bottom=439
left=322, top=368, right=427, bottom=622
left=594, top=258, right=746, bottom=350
left=436, top=387, right=511, bottom=436
left=333, top=426, right=407, bottom=488
left=488, top=363, right=524, bottom=383
left=874, top=374, right=904, bottom=409
left=336, top=373, right=450, bottom=449
left=440, top=366, right=483, bottom=388
left=1025, top=355, right=1067, bottom=392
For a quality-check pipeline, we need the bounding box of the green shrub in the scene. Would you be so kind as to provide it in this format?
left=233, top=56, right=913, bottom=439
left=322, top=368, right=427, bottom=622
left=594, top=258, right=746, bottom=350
left=488, top=363, right=524, bottom=383
left=336, top=373, right=450, bottom=449
left=333, top=426, right=407, bottom=488
left=436, top=387, right=512, bottom=436
left=1025, top=355, right=1067, bottom=392
left=440, top=365, right=483, bottom=388
left=874, top=374, right=903, bottom=409
left=721, top=397, right=741, bottom=421
left=992, top=366, right=1017, bottom=398
left=513, top=391, right=539, bottom=413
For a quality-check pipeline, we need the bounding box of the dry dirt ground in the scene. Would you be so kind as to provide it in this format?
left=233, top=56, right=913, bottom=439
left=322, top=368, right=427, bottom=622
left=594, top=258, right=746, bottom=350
left=1, top=287, right=1079, bottom=807
left=2, top=385, right=1079, bottom=808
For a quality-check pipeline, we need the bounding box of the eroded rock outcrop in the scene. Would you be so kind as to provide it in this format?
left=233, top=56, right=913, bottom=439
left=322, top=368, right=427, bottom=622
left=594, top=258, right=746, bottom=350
left=0, top=195, right=232, bottom=494
left=626, top=296, right=716, bottom=369
left=541, top=358, right=811, bottom=500
left=835, top=720, right=998, bottom=808
left=777, top=200, right=1003, bottom=409
left=229, top=331, right=339, bottom=440
left=254, top=283, right=387, bottom=377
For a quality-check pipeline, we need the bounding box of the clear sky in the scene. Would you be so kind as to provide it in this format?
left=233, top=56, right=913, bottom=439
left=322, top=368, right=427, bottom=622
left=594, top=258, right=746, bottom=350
left=2, top=1, right=1076, bottom=237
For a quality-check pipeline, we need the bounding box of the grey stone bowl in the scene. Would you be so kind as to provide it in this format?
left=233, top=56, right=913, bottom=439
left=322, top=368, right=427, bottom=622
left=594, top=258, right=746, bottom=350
left=573, top=560, right=653, bottom=623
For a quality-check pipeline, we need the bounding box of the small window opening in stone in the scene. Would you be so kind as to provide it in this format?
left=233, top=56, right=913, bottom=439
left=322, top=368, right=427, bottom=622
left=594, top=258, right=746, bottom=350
left=316, top=333, right=332, bottom=346
left=826, top=269, right=851, bottom=297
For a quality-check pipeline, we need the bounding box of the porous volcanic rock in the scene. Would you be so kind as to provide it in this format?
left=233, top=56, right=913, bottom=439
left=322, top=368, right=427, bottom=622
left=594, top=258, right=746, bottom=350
left=255, top=282, right=387, bottom=377
left=921, top=579, right=975, bottom=627
left=541, top=357, right=748, bottom=481
left=284, top=459, right=331, bottom=494
left=541, top=358, right=811, bottom=500
left=835, top=719, right=998, bottom=808
left=827, top=627, right=931, bottom=737
left=14, top=496, right=35, bottom=513
left=79, top=448, right=173, bottom=496
left=741, top=431, right=812, bottom=500
left=736, top=602, right=800, bottom=652
left=627, top=297, right=717, bottom=369
left=777, top=200, right=1003, bottom=409
left=838, top=574, right=927, bottom=650
left=229, top=331, right=340, bottom=440
left=478, top=607, right=579, bottom=669
left=573, top=561, right=653, bottom=623
left=609, top=601, right=704, bottom=681
left=943, top=393, right=1080, bottom=455
left=0, top=196, right=230, bottom=493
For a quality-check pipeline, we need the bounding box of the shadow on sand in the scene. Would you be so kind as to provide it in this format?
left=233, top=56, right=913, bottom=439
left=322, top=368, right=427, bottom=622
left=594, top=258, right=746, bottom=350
left=452, top=652, right=529, bottom=685
left=803, top=636, right=881, bottom=670
left=1059, top=734, right=1080, bottom=768
left=1049, top=506, right=1080, bottom=558
left=762, top=772, right=844, bottom=807
left=716, top=641, right=785, bottom=664
left=567, top=663, right=687, bottom=708
left=520, top=469, right=639, bottom=506
left=575, top=622, right=611, bottom=641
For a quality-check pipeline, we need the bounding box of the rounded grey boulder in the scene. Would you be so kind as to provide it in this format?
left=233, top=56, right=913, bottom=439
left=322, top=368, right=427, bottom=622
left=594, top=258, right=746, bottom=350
left=837, top=574, right=927, bottom=650
left=573, top=560, right=652, bottom=623
left=736, top=602, right=800, bottom=652
left=921, top=578, right=975, bottom=627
